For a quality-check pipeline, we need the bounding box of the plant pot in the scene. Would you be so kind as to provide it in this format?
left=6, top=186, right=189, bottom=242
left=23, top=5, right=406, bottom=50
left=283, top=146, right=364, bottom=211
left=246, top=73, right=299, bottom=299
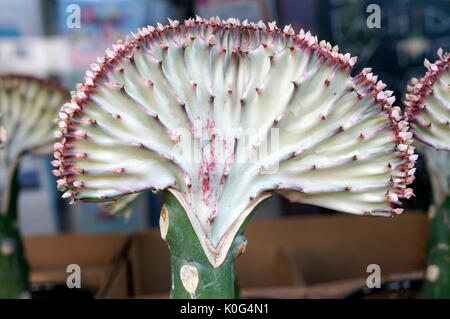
left=344, top=279, right=423, bottom=299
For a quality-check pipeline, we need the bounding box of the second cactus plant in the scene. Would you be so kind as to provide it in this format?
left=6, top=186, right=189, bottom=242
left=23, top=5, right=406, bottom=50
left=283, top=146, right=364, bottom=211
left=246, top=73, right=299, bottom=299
left=405, top=49, right=450, bottom=298
left=0, top=75, right=69, bottom=298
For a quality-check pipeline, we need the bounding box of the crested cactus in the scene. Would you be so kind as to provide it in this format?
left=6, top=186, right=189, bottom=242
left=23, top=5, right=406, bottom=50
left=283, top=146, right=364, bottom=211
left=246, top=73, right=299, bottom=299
left=0, top=75, right=69, bottom=298
left=405, top=49, right=450, bottom=298
left=53, top=17, right=416, bottom=298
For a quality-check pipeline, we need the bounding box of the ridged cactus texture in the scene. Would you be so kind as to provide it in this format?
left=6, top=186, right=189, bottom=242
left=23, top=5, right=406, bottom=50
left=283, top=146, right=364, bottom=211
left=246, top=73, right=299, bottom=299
left=405, top=49, right=450, bottom=298
left=53, top=17, right=416, bottom=298
left=0, top=75, right=69, bottom=298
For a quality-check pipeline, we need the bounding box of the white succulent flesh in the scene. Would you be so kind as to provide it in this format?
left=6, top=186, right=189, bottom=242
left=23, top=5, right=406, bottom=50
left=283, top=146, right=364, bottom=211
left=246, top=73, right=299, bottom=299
left=98, top=192, right=144, bottom=219
left=55, top=18, right=415, bottom=266
left=406, top=51, right=450, bottom=151
left=405, top=50, right=450, bottom=206
left=0, top=75, right=69, bottom=213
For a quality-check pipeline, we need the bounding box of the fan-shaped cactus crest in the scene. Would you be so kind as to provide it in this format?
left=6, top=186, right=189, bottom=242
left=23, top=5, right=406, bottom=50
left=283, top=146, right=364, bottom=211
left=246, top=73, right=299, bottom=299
left=405, top=49, right=449, bottom=206
left=405, top=48, right=449, bottom=151
left=0, top=74, right=69, bottom=298
left=1, top=75, right=69, bottom=213
left=53, top=17, right=416, bottom=269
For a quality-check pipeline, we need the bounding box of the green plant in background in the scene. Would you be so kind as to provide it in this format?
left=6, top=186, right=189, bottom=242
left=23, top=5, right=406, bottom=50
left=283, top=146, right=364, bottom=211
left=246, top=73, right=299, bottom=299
left=53, top=17, right=416, bottom=299
left=0, top=75, right=69, bottom=298
left=405, top=49, right=450, bottom=298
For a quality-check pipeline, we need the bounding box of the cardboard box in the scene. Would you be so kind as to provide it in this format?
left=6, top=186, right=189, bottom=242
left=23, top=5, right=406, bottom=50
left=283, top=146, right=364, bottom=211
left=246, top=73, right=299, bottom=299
left=236, top=211, right=428, bottom=288
left=104, top=211, right=428, bottom=298
left=24, top=232, right=132, bottom=298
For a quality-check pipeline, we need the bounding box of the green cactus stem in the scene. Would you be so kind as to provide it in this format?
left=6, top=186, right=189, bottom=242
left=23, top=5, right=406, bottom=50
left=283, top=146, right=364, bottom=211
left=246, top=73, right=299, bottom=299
left=0, top=168, right=30, bottom=299
left=162, top=190, right=249, bottom=298
left=0, top=75, right=69, bottom=298
left=422, top=197, right=450, bottom=298
left=405, top=49, right=450, bottom=298
left=54, top=17, right=416, bottom=299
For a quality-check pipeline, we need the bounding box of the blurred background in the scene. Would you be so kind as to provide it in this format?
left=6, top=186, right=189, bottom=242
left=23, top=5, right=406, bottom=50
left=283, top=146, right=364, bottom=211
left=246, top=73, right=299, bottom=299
left=0, top=0, right=449, bottom=236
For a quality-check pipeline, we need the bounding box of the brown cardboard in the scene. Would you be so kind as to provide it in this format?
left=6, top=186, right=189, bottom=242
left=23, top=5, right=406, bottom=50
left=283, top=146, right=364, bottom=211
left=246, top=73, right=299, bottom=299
left=24, top=232, right=131, bottom=298
left=110, top=211, right=428, bottom=298
left=127, top=230, right=172, bottom=295
left=236, top=211, right=428, bottom=288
